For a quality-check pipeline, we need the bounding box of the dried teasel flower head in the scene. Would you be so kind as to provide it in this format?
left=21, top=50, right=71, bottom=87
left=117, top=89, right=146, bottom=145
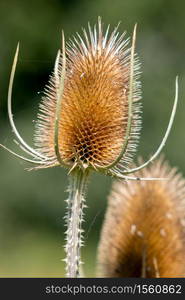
left=97, top=157, right=185, bottom=278
left=35, top=18, right=142, bottom=174
left=1, top=17, right=178, bottom=181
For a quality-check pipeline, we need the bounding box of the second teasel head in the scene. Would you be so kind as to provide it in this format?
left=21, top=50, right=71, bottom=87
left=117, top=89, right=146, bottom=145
left=97, top=157, right=185, bottom=277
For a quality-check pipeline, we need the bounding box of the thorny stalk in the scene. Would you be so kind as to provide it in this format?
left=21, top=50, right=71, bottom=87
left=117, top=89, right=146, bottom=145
left=64, top=169, right=89, bottom=278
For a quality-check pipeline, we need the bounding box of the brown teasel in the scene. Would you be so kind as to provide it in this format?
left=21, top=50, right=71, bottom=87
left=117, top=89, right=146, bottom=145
left=1, top=17, right=178, bottom=178
left=0, top=18, right=179, bottom=277
left=34, top=19, right=142, bottom=172
left=97, top=157, right=185, bottom=277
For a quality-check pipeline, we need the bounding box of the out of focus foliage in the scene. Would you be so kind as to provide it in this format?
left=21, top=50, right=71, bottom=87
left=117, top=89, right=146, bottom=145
left=0, top=0, right=185, bottom=277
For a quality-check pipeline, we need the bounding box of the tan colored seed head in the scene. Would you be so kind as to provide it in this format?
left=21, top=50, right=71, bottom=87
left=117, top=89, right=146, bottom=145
left=34, top=18, right=141, bottom=171
left=97, top=157, right=185, bottom=277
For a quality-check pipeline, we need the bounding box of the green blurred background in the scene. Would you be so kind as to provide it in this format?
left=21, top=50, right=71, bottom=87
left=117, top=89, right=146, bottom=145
left=0, top=0, right=185, bottom=277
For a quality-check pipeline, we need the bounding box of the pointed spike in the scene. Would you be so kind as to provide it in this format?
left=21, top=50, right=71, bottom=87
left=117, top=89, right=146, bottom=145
left=54, top=49, right=61, bottom=85
left=54, top=31, right=66, bottom=166
left=123, top=76, right=179, bottom=175
left=115, top=173, right=167, bottom=181
left=0, top=144, right=46, bottom=164
left=7, top=43, right=48, bottom=160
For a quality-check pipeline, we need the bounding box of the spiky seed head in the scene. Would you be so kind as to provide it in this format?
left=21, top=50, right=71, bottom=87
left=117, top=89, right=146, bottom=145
left=34, top=18, right=142, bottom=172
left=97, top=157, right=185, bottom=277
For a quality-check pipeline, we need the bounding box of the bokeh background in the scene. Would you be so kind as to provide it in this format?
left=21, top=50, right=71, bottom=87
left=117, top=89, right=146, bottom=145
left=0, top=0, right=185, bottom=277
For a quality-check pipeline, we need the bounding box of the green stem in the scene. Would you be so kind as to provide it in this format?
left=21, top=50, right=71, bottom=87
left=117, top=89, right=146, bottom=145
left=65, top=168, right=89, bottom=278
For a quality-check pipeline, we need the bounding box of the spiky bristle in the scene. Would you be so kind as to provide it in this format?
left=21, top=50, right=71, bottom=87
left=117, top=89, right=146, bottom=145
left=34, top=18, right=141, bottom=170
left=97, top=157, right=185, bottom=277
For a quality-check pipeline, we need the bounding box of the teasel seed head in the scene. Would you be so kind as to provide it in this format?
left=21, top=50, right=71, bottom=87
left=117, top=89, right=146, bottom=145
left=34, top=18, right=142, bottom=173
left=0, top=17, right=178, bottom=182
left=97, top=157, right=185, bottom=277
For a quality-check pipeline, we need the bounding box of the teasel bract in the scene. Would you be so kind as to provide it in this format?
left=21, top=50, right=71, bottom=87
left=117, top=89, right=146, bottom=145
left=97, top=157, right=185, bottom=277
left=0, top=18, right=178, bottom=277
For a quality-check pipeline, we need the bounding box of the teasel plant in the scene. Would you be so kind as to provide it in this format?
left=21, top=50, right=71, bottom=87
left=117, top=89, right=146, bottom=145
left=0, top=18, right=179, bottom=278
left=97, top=157, right=185, bottom=277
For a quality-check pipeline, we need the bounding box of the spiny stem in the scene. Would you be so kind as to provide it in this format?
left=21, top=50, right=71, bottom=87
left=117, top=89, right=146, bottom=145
left=65, top=168, right=89, bottom=278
